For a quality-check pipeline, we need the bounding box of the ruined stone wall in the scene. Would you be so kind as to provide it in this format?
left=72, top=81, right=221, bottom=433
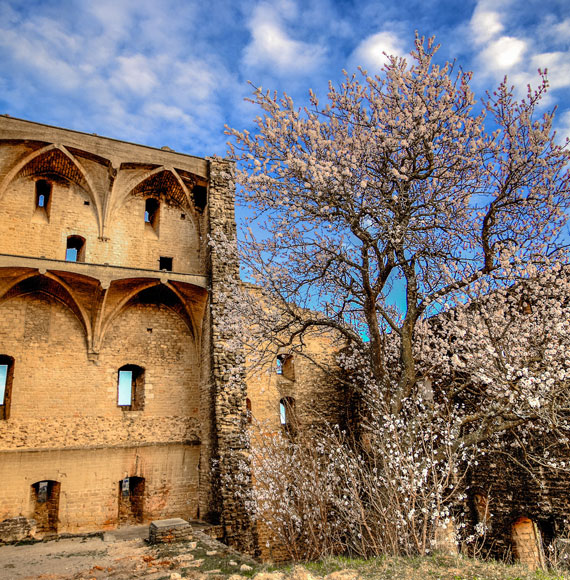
left=0, top=142, right=205, bottom=275
left=207, top=158, right=255, bottom=552
left=0, top=117, right=216, bottom=540
left=0, top=293, right=201, bottom=448
left=245, top=330, right=346, bottom=433
left=0, top=444, right=199, bottom=534
left=466, top=442, right=569, bottom=566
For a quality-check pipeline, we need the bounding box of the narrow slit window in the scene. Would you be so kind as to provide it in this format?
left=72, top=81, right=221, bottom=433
left=66, top=235, right=85, bottom=262
left=280, top=397, right=296, bottom=427
left=246, top=397, right=252, bottom=424
left=144, top=198, right=160, bottom=228
left=193, top=185, right=207, bottom=211
left=35, top=180, right=51, bottom=210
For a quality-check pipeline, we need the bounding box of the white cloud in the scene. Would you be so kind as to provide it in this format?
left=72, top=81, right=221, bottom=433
left=243, top=1, right=325, bottom=74
left=350, top=31, right=405, bottom=72
left=530, top=52, right=570, bottom=91
left=470, top=9, right=504, bottom=45
left=480, top=36, right=526, bottom=71
left=111, top=55, right=158, bottom=95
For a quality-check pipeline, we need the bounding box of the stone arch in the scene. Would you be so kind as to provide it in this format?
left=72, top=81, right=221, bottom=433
left=0, top=144, right=103, bottom=234
left=0, top=272, right=91, bottom=347
left=98, top=281, right=196, bottom=350
left=109, top=166, right=200, bottom=236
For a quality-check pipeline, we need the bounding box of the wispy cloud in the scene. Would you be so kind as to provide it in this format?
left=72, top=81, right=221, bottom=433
left=242, top=0, right=325, bottom=75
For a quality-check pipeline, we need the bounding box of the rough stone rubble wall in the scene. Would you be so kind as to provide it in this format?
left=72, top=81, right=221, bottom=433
left=206, top=158, right=255, bottom=553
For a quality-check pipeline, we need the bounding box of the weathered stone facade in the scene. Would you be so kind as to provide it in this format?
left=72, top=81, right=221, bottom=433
left=0, top=116, right=252, bottom=549
left=465, top=441, right=568, bottom=569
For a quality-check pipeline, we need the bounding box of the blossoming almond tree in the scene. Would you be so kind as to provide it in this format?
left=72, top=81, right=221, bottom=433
left=227, top=35, right=570, bottom=557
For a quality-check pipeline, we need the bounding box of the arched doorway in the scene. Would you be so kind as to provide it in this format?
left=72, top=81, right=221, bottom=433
left=512, top=516, right=545, bottom=570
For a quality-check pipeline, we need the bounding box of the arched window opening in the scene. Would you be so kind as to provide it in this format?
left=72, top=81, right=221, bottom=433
left=65, top=235, right=85, bottom=262
left=117, top=365, right=145, bottom=411
left=31, top=480, right=61, bottom=533
left=472, top=491, right=491, bottom=533
left=35, top=180, right=52, bottom=211
left=277, top=354, right=295, bottom=380
left=280, top=396, right=296, bottom=436
left=144, top=198, right=160, bottom=230
left=0, top=355, right=14, bottom=420
left=246, top=397, right=252, bottom=424
left=118, top=476, right=145, bottom=525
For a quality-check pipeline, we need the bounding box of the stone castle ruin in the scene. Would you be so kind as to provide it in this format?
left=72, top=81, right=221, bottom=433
left=0, top=116, right=254, bottom=549
left=0, top=116, right=567, bottom=569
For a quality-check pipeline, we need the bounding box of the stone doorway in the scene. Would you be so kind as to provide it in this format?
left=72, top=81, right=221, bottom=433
left=31, top=480, right=60, bottom=534
left=118, top=476, right=145, bottom=525
left=512, top=516, right=546, bottom=570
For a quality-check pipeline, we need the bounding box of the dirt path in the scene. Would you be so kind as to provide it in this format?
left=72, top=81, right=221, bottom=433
left=0, top=527, right=248, bottom=580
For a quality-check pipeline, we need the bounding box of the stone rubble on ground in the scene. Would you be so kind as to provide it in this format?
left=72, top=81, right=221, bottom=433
left=240, top=563, right=253, bottom=571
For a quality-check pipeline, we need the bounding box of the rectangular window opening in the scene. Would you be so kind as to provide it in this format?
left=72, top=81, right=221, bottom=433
left=66, top=236, right=86, bottom=263
left=118, top=370, right=133, bottom=406
left=159, top=257, right=173, bottom=271
left=0, top=364, right=7, bottom=406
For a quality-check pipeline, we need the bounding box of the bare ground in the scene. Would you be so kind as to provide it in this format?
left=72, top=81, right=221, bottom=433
left=0, top=526, right=251, bottom=580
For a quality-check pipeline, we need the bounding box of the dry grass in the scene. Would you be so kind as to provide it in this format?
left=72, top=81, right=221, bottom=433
left=293, top=553, right=570, bottom=580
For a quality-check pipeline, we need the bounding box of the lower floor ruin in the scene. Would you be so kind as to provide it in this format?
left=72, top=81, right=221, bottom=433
left=0, top=443, right=200, bottom=539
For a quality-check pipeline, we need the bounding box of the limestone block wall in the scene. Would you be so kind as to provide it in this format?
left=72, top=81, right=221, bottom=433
left=0, top=293, right=201, bottom=448
left=0, top=444, right=199, bottom=535
left=245, top=331, right=345, bottom=433
left=0, top=117, right=220, bottom=541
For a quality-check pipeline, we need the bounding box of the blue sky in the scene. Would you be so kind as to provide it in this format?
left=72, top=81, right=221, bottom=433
left=1, top=0, right=570, bottom=159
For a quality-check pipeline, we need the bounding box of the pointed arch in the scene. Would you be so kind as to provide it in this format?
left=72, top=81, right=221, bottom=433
left=97, top=280, right=196, bottom=352
left=108, top=166, right=200, bottom=235
left=0, top=144, right=103, bottom=235
left=0, top=272, right=92, bottom=346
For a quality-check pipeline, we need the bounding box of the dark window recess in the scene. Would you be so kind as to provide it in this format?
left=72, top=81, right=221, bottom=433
left=193, top=185, right=207, bottom=211
left=35, top=180, right=52, bottom=210
left=246, top=397, right=252, bottom=424
left=159, top=257, right=173, bottom=271
left=0, top=355, right=14, bottom=420
left=66, top=235, right=86, bottom=262
left=117, top=364, right=145, bottom=411
left=84, top=200, right=90, bottom=206
left=144, top=198, right=160, bottom=227
left=180, top=213, right=186, bottom=220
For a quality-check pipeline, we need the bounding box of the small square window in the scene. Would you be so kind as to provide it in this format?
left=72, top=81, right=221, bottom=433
left=159, top=257, right=173, bottom=271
